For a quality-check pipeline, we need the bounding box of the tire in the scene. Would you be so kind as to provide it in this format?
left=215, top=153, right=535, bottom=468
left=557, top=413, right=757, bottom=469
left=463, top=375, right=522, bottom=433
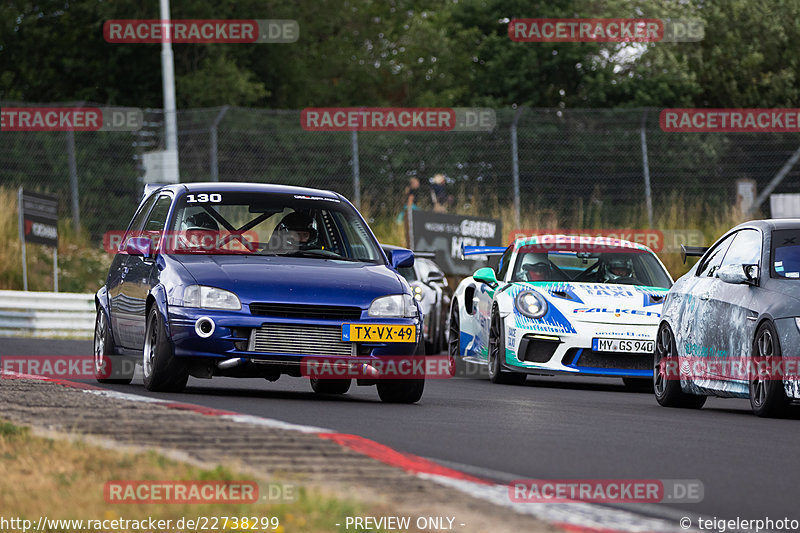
left=93, top=309, right=134, bottom=384
left=425, top=340, right=436, bottom=355
left=310, top=378, right=351, bottom=395
left=622, top=377, right=652, bottom=392
left=487, top=307, right=526, bottom=385
left=448, top=301, right=461, bottom=358
left=377, top=378, right=424, bottom=403
left=749, top=321, right=790, bottom=418
left=653, top=324, right=706, bottom=409
left=142, top=306, right=189, bottom=392
left=377, top=339, right=426, bottom=403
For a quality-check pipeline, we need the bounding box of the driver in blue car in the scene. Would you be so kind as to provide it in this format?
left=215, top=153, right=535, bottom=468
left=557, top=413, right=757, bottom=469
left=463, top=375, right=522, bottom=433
left=276, top=211, right=319, bottom=250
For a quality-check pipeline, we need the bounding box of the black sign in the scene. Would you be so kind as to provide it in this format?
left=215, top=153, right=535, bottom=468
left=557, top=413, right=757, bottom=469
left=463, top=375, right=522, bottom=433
left=411, top=210, right=503, bottom=275
left=20, top=191, right=58, bottom=247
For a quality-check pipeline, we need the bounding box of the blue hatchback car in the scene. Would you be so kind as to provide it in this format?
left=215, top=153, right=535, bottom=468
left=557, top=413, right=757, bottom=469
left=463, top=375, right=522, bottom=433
left=94, top=183, right=424, bottom=402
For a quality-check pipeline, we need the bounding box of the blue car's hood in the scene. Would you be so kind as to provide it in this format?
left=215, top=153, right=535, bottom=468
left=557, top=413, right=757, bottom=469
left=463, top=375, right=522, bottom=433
left=172, top=254, right=403, bottom=308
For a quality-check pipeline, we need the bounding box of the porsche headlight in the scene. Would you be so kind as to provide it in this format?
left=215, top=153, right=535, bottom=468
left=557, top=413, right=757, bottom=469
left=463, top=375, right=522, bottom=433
left=183, top=285, right=241, bottom=310
left=515, top=290, right=548, bottom=319
left=368, top=294, right=418, bottom=318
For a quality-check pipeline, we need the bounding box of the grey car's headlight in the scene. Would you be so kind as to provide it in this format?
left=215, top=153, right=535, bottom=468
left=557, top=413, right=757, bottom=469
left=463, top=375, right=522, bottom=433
left=795, top=317, right=800, bottom=332
left=368, top=294, right=418, bottom=318
left=516, top=290, right=548, bottom=319
left=183, top=285, right=241, bottom=310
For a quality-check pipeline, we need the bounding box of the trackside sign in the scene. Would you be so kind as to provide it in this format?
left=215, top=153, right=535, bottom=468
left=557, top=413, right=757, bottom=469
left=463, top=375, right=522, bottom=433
left=412, top=210, right=503, bottom=275
left=19, top=190, right=58, bottom=247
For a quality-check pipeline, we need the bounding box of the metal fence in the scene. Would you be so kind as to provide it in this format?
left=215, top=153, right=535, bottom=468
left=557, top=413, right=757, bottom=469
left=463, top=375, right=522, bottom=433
left=3, top=103, right=800, bottom=240
left=0, top=290, right=94, bottom=338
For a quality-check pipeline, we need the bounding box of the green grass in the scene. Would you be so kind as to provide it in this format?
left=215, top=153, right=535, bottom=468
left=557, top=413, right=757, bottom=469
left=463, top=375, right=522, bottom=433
left=0, top=186, right=754, bottom=291
left=1, top=418, right=390, bottom=533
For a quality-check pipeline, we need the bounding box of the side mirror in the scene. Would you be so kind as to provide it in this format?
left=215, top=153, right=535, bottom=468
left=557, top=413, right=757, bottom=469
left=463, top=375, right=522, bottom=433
left=717, top=264, right=758, bottom=285
left=390, top=248, right=415, bottom=269
left=473, top=267, right=498, bottom=286
left=125, top=236, right=152, bottom=257
left=426, top=271, right=445, bottom=284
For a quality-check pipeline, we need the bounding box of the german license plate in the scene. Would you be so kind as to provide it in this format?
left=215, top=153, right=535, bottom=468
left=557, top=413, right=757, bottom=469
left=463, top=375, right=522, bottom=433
left=592, top=338, right=654, bottom=353
left=342, top=324, right=416, bottom=343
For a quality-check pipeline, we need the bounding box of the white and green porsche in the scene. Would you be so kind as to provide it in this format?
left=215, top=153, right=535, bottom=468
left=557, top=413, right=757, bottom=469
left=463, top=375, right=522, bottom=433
left=448, top=235, right=673, bottom=387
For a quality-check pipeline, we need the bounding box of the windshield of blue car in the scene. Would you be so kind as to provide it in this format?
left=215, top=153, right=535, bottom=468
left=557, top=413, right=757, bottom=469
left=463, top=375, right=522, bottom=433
left=511, top=249, right=671, bottom=288
left=771, top=230, right=800, bottom=278
left=167, top=192, right=383, bottom=263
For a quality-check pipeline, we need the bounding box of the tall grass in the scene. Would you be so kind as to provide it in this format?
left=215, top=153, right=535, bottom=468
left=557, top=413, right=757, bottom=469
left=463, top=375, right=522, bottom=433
left=362, top=186, right=751, bottom=280
left=0, top=187, right=109, bottom=292
left=0, top=186, right=751, bottom=291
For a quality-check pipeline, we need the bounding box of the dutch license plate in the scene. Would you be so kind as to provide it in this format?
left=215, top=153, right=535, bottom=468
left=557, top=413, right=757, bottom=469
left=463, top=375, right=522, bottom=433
left=342, top=324, right=416, bottom=343
left=592, top=338, right=654, bottom=353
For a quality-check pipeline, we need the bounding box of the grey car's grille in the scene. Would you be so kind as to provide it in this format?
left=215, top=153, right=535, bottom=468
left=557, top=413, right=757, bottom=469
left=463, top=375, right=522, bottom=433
left=251, top=323, right=354, bottom=356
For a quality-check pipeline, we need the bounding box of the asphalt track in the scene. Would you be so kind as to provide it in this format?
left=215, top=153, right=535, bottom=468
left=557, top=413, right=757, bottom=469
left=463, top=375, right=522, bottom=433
left=4, top=337, right=800, bottom=528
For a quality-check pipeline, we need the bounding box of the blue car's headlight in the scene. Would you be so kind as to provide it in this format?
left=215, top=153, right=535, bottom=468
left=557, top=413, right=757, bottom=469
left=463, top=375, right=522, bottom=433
left=368, top=294, right=418, bottom=318
left=515, top=290, right=548, bottom=319
left=183, top=285, right=241, bottom=310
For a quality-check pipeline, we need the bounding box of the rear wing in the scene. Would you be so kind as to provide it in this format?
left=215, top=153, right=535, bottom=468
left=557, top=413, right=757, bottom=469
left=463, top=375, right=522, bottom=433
left=460, top=245, right=507, bottom=260
left=411, top=250, right=437, bottom=259
left=681, top=245, right=709, bottom=264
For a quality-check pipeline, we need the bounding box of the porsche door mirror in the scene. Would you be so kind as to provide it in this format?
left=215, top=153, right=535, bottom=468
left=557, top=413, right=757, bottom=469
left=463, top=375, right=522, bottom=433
left=473, top=267, right=498, bottom=286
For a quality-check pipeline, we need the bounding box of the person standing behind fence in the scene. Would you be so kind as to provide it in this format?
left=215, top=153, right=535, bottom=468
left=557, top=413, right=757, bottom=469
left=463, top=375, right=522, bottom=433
left=430, top=173, right=452, bottom=212
left=396, top=177, right=420, bottom=223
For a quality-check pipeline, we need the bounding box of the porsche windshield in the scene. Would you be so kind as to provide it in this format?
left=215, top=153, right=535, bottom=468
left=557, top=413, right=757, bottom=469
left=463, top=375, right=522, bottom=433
left=166, top=192, right=383, bottom=263
left=511, top=249, right=671, bottom=288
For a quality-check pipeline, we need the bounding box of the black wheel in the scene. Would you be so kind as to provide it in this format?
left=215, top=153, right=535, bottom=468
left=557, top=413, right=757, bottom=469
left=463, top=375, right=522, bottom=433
left=448, top=301, right=460, bottom=357
left=488, top=307, right=526, bottom=385
left=749, top=321, right=790, bottom=418
left=310, top=378, right=351, bottom=395
left=142, top=307, right=189, bottom=392
left=377, top=378, right=424, bottom=403
left=94, top=309, right=134, bottom=384
left=622, top=377, right=652, bottom=392
left=653, top=324, right=706, bottom=409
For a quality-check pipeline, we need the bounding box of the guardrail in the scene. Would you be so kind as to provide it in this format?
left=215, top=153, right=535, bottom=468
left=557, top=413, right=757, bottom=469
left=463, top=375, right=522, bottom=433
left=0, top=290, right=95, bottom=338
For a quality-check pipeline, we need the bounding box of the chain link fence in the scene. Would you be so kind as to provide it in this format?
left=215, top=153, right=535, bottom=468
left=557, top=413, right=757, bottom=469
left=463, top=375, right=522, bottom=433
left=3, top=103, right=800, bottom=241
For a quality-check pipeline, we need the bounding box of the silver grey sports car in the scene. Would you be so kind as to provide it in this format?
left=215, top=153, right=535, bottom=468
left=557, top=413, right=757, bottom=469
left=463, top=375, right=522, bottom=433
left=655, top=219, right=800, bottom=417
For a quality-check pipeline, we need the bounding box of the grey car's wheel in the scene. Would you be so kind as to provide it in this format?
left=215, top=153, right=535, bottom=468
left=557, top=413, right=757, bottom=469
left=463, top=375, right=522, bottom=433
left=653, top=324, right=706, bottom=409
left=94, top=309, right=133, bottom=384
left=750, top=321, right=790, bottom=418
left=488, top=308, right=526, bottom=385
left=142, top=307, right=189, bottom=392
left=310, top=378, right=351, bottom=395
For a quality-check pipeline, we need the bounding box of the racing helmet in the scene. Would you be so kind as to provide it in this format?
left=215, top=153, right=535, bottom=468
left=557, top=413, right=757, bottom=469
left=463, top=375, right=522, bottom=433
left=277, top=211, right=318, bottom=248
left=603, top=257, right=633, bottom=281
left=181, top=211, right=219, bottom=231
left=523, top=262, right=550, bottom=282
